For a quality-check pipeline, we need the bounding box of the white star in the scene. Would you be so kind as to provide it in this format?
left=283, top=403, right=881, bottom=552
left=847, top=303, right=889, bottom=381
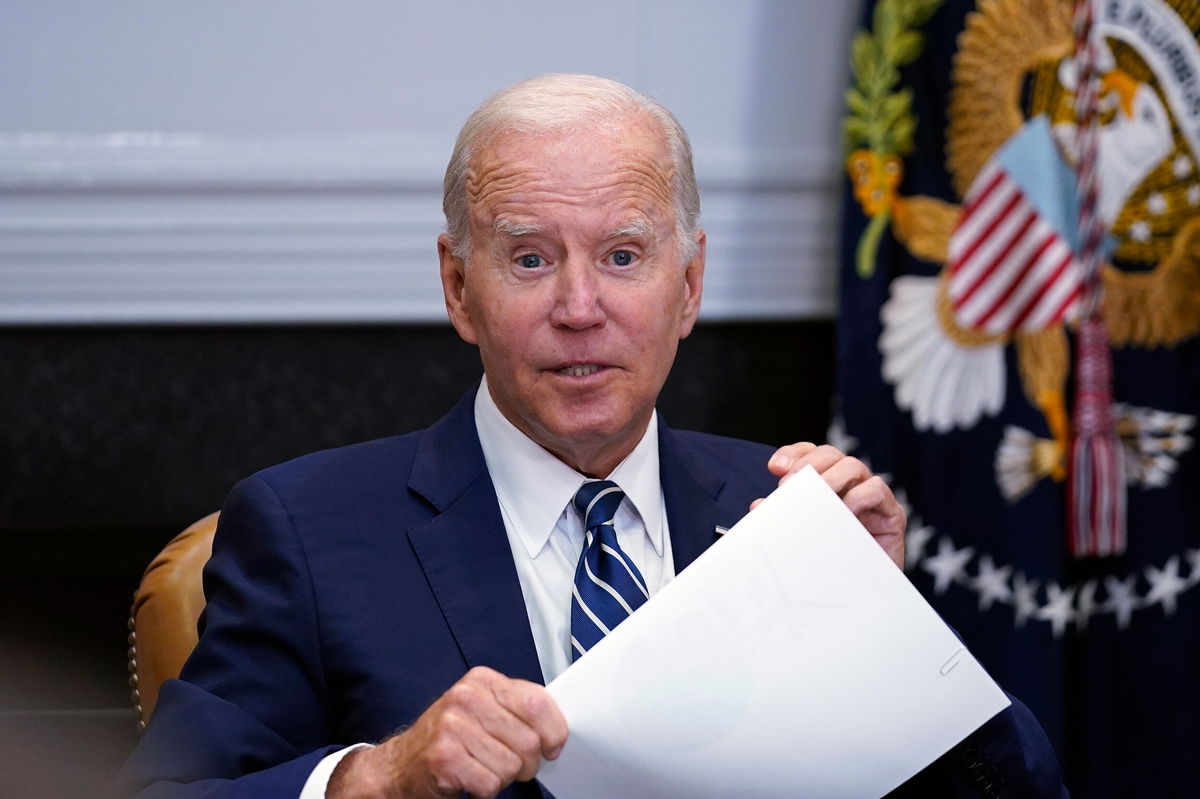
left=825, top=415, right=860, bottom=455
left=1188, top=185, right=1200, bottom=206
left=1036, top=582, right=1077, bottom=638
left=1129, top=220, right=1152, bottom=241
left=1076, top=579, right=1099, bottom=631
left=1173, top=154, right=1193, bottom=178
left=1145, top=556, right=1188, bottom=615
left=1013, top=572, right=1040, bottom=628
left=1146, top=192, right=1168, bottom=215
left=905, top=523, right=935, bottom=570
left=892, top=487, right=911, bottom=520
left=970, top=555, right=1013, bottom=611
left=1104, top=573, right=1140, bottom=629
left=1185, top=548, right=1200, bottom=585
left=922, top=537, right=975, bottom=594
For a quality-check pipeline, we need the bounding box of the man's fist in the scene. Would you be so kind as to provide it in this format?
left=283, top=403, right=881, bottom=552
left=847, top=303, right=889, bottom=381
left=329, top=666, right=568, bottom=799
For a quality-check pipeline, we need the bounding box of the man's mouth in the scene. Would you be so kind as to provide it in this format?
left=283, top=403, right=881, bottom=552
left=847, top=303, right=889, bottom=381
left=556, top=364, right=604, bottom=377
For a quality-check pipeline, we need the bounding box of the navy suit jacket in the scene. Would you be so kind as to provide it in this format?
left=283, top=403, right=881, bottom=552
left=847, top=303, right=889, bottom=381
left=121, top=390, right=1066, bottom=798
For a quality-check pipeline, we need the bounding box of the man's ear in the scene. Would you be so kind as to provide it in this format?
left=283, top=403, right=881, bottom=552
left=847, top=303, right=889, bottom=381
left=438, top=233, right=478, bottom=345
left=678, top=229, right=706, bottom=339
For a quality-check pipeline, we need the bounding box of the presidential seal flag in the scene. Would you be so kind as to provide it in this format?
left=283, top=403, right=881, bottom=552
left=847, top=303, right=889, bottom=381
left=837, top=1, right=1200, bottom=795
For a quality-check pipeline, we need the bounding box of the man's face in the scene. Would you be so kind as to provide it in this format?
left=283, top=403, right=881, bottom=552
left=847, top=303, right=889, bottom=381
left=439, top=120, right=705, bottom=476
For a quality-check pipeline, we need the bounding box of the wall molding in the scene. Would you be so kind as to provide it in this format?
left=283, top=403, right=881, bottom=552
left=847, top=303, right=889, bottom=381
left=0, top=135, right=840, bottom=324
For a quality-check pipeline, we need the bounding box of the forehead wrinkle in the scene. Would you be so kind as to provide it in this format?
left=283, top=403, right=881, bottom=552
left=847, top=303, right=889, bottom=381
left=466, top=163, right=530, bottom=209
left=466, top=142, right=677, bottom=233
left=472, top=181, right=671, bottom=236
left=617, top=157, right=675, bottom=210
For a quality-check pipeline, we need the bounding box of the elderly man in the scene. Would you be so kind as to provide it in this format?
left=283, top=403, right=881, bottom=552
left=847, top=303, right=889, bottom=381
left=123, top=75, right=1065, bottom=798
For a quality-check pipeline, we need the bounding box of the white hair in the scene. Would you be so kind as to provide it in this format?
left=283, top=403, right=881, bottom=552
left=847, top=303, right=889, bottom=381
left=442, top=73, right=700, bottom=261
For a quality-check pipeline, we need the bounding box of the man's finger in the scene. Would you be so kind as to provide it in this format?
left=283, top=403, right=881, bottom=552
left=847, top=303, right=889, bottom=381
left=842, top=475, right=896, bottom=517
left=776, top=444, right=850, bottom=480
left=842, top=478, right=906, bottom=570
left=766, top=442, right=817, bottom=475
left=490, top=676, right=568, bottom=761
left=453, top=753, right=505, bottom=799
left=817, top=456, right=873, bottom=497
left=450, top=676, right=539, bottom=754
left=417, top=725, right=504, bottom=798
left=466, top=700, right=544, bottom=782
left=444, top=670, right=549, bottom=781
left=452, top=713, right=527, bottom=791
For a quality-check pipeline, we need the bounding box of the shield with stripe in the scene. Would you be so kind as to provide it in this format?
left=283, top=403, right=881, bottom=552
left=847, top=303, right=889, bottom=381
left=947, top=116, right=1087, bottom=335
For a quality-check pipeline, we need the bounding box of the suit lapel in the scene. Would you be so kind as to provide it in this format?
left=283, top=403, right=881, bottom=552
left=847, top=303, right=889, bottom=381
left=401, top=398, right=748, bottom=689
left=405, top=391, right=545, bottom=686
left=658, top=421, right=748, bottom=573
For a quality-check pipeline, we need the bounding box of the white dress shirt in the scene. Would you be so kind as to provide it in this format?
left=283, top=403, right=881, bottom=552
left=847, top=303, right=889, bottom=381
left=300, top=379, right=674, bottom=797
left=474, top=376, right=674, bottom=682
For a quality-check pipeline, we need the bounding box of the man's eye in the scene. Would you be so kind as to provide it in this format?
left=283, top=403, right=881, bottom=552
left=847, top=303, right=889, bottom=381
left=611, top=250, right=634, bottom=267
left=519, top=254, right=543, bottom=269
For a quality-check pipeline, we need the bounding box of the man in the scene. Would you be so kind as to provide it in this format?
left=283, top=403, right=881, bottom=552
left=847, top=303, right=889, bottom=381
left=122, top=74, right=1065, bottom=798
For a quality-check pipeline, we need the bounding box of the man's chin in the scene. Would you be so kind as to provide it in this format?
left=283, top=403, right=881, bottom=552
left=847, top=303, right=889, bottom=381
left=529, top=410, right=651, bottom=473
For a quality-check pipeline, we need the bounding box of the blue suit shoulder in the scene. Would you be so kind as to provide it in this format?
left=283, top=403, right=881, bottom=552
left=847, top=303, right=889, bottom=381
left=668, top=428, right=777, bottom=462
left=662, top=426, right=778, bottom=497
left=248, top=432, right=420, bottom=495
left=229, top=430, right=455, bottom=533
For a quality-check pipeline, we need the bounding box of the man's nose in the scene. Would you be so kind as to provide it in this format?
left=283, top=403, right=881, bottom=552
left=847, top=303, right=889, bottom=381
left=549, top=260, right=606, bottom=329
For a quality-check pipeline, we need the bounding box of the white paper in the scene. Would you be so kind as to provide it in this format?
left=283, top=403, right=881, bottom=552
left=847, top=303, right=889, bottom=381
left=539, top=466, right=1009, bottom=799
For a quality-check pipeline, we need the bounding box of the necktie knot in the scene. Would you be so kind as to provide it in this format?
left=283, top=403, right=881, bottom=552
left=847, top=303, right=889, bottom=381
left=573, top=479, right=624, bottom=531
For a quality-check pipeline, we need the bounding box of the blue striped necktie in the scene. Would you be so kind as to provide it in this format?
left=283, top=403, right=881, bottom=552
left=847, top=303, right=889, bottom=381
left=570, top=480, right=650, bottom=661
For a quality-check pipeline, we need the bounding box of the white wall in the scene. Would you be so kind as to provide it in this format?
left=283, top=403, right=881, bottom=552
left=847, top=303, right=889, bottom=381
left=0, top=0, right=857, bottom=323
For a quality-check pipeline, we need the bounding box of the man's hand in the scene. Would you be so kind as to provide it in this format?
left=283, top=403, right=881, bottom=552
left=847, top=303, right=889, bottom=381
left=755, top=442, right=906, bottom=570
left=328, top=666, right=567, bottom=799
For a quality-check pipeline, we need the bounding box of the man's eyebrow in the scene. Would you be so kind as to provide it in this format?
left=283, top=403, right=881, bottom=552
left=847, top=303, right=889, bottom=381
left=493, top=219, right=541, bottom=237
left=604, top=218, right=656, bottom=241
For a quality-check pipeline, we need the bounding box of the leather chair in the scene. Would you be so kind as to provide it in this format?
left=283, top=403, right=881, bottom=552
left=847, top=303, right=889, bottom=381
left=127, top=512, right=218, bottom=730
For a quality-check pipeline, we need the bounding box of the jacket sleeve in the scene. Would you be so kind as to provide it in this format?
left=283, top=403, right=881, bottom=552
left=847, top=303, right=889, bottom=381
left=887, top=691, right=1069, bottom=798
left=118, top=475, right=346, bottom=799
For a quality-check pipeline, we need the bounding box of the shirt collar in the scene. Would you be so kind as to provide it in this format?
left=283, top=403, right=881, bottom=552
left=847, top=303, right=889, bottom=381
left=473, top=377, right=664, bottom=559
